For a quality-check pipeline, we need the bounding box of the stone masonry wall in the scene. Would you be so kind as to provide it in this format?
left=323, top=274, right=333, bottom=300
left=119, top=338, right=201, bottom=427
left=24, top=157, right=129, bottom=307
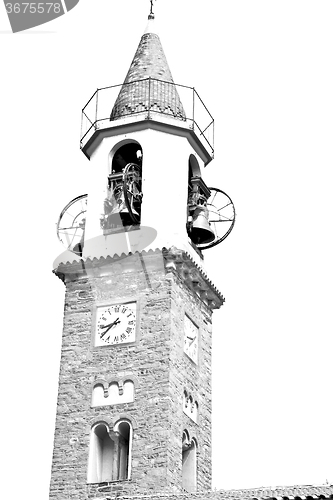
left=168, top=271, right=213, bottom=491
left=50, top=252, right=169, bottom=499
left=50, top=250, right=214, bottom=499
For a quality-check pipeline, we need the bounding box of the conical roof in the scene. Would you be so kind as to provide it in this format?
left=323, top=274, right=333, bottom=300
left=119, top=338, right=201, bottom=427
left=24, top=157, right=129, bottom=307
left=111, top=16, right=186, bottom=121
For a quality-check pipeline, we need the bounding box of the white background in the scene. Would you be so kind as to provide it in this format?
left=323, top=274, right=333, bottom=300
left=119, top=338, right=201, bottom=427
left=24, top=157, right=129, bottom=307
left=0, top=1, right=332, bottom=497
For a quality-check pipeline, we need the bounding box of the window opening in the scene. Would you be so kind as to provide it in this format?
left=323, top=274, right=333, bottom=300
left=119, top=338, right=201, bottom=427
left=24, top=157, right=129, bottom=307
left=101, top=142, right=143, bottom=232
left=182, top=431, right=197, bottom=492
left=87, top=420, right=132, bottom=484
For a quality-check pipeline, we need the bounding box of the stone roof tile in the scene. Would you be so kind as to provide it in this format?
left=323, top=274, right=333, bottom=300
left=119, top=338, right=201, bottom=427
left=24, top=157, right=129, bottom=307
left=111, top=16, right=185, bottom=121
left=93, top=484, right=333, bottom=500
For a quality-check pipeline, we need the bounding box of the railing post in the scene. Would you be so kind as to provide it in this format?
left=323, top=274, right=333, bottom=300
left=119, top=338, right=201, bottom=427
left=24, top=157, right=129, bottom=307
left=95, top=89, right=99, bottom=130
left=80, top=110, right=84, bottom=148
left=192, top=87, right=195, bottom=130
left=212, top=119, right=215, bottom=158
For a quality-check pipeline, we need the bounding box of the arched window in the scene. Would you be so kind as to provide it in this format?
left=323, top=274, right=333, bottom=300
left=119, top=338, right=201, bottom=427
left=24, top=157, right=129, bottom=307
left=111, top=142, right=142, bottom=174
left=114, top=420, right=132, bottom=480
left=188, top=154, right=201, bottom=179
left=87, top=423, right=114, bottom=483
left=101, top=140, right=143, bottom=232
left=187, top=154, right=214, bottom=246
left=87, top=420, right=133, bottom=484
left=182, top=431, right=197, bottom=493
left=91, top=383, right=105, bottom=407
left=183, top=390, right=199, bottom=423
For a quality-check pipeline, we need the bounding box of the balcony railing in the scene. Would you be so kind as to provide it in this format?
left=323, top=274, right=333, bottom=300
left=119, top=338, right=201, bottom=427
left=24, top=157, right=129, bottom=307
left=80, top=78, right=214, bottom=159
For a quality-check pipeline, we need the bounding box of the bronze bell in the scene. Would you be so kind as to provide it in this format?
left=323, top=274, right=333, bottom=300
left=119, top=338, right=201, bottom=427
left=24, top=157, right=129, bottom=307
left=190, top=206, right=215, bottom=245
left=104, top=188, right=140, bottom=227
left=108, top=203, right=139, bottom=226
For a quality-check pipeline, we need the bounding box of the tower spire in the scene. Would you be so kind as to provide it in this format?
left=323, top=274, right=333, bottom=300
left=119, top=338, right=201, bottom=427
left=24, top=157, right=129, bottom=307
left=110, top=5, right=186, bottom=122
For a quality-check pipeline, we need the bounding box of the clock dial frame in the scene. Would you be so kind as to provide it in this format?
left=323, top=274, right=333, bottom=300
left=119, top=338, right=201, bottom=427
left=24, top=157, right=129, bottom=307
left=93, top=301, right=138, bottom=347
left=184, top=314, right=199, bottom=364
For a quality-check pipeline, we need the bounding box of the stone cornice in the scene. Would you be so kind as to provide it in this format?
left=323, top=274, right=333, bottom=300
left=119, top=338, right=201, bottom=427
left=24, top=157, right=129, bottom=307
left=53, top=246, right=224, bottom=310
left=163, top=247, right=225, bottom=310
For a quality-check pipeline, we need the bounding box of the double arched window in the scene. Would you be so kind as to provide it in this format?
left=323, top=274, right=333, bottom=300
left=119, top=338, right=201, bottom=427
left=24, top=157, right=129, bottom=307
left=87, top=420, right=133, bottom=484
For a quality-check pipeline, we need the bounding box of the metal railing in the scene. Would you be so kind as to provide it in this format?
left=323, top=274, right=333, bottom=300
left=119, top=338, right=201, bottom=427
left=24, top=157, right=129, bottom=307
left=80, top=78, right=214, bottom=158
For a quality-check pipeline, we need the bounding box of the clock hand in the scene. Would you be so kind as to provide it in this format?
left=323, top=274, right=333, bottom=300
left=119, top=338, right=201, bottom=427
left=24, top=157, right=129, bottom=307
left=100, top=318, right=121, bottom=337
left=111, top=319, right=121, bottom=328
left=100, top=317, right=120, bottom=329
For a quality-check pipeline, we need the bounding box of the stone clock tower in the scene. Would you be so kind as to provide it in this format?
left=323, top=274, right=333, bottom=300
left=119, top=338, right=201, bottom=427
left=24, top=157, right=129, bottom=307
left=50, top=9, right=234, bottom=500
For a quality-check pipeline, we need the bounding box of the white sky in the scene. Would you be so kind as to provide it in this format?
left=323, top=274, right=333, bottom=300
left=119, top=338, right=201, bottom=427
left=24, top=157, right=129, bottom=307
left=0, top=1, right=332, bottom=498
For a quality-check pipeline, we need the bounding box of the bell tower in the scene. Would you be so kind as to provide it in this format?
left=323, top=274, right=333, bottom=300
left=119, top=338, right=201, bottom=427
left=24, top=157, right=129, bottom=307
left=50, top=7, right=235, bottom=500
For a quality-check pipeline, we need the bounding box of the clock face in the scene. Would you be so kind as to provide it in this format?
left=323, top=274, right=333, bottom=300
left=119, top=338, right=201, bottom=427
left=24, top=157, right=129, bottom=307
left=95, top=302, right=137, bottom=347
left=184, top=314, right=199, bottom=364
